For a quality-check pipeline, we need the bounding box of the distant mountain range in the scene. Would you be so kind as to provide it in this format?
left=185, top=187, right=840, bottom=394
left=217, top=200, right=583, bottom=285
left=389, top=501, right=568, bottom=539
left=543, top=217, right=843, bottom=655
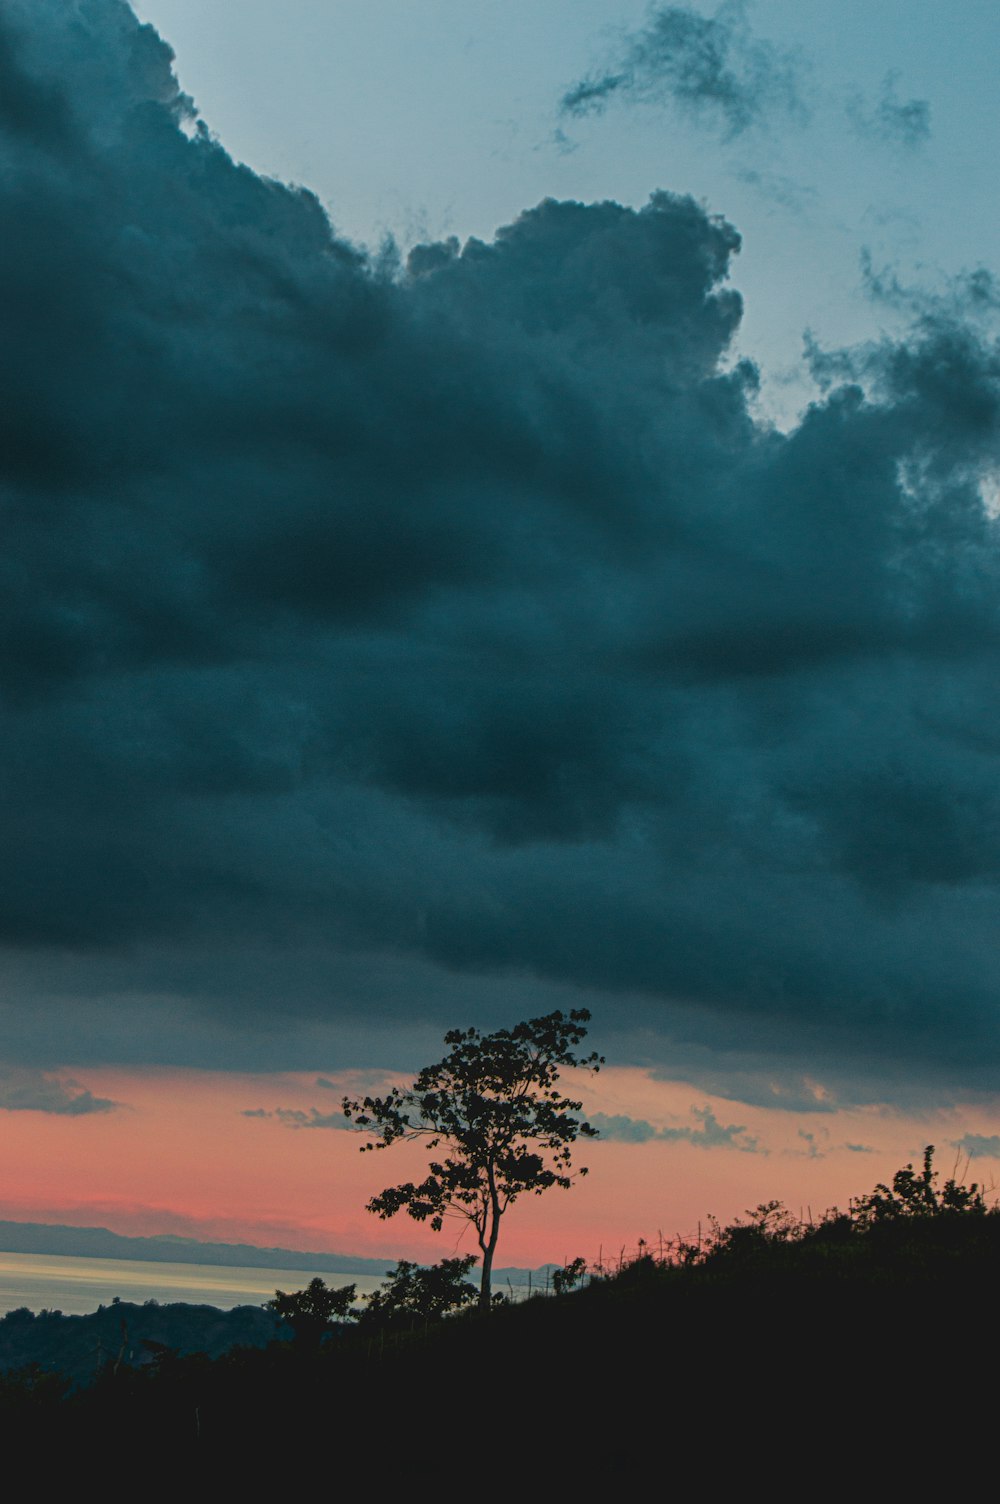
left=0, top=1220, right=548, bottom=1284
left=0, top=1221, right=397, bottom=1275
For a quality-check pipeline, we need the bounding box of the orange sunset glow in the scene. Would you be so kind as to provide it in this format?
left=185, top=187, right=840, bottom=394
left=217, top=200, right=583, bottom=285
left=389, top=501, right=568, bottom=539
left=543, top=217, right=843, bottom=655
left=2, top=1064, right=997, bottom=1269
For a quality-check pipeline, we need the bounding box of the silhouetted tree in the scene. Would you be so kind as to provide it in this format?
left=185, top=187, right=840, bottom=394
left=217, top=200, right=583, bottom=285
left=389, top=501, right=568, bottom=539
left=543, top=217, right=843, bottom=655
left=265, top=1277, right=356, bottom=1346
left=343, top=1009, right=602, bottom=1311
left=357, top=1255, right=479, bottom=1329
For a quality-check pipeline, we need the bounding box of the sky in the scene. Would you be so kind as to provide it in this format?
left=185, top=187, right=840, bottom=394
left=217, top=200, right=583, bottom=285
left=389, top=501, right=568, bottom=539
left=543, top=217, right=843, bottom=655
left=2, top=0, right=1000, bottom=1269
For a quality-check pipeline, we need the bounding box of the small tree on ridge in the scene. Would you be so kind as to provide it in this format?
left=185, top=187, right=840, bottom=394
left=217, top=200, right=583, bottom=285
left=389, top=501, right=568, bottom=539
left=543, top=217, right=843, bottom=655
left=266, top=1277, right=356, bottom=1347
left=357, top=1255, right=479, bottom=1330
left=342, top=1009, right=603, bottom=1311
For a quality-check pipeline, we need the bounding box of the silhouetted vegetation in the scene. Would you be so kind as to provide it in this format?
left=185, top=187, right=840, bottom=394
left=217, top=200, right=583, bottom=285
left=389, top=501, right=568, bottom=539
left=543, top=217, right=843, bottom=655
left=551, top=1254, right=588, bottom=1295
left=265, top=1277, right=356, bottom=1347
left=849, top=1142, right=987, bottom=1225
left=355, top=1255, right=480, bottom=1329
left=3, top=1147, right=996, bottom=1483
left=343, top=1009, right=602, bottom=1309
left=0, top=1299, right=281, bottom=1390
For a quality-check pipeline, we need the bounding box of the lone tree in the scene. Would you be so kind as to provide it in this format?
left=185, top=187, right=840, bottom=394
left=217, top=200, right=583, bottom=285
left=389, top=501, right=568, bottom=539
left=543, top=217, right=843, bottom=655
left=342, top=1009, right=603, bottom=1311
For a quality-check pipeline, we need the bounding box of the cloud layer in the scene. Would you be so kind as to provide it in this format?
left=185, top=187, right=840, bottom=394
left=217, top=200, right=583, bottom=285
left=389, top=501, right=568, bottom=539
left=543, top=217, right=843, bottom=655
left=2, top=2, right=1000, bottom=1088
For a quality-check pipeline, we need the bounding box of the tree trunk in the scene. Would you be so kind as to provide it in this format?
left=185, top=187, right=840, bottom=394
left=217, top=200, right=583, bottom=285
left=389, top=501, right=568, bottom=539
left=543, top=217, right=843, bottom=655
left=479, top=1167, right=501, bottom=1312
left=478, top=1241, right=495, bottom=1313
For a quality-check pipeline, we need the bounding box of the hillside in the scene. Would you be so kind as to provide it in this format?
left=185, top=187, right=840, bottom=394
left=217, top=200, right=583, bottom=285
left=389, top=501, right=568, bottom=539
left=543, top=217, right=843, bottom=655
left=3, top=1157, right=996, bottom=1484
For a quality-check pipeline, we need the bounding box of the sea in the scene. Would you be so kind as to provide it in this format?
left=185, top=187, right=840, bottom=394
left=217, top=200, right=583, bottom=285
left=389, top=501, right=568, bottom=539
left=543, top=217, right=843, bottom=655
left=0, top=1250, right=388, bottom=1317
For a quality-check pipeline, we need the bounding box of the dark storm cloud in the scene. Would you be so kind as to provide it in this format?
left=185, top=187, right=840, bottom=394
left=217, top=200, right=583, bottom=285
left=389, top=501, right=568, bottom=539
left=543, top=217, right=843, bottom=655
left=0, top=12, right=73, bottom=149
left=560, top=1, right=806, bottom=139
left=848, top=73, right=931, bottom=152
left=3, top=1, right=1000, bottom=1092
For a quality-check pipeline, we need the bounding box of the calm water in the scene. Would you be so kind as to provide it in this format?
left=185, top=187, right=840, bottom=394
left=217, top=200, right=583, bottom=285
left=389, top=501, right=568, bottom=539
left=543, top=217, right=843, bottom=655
left=0, top=1251, right=387, bottom=1317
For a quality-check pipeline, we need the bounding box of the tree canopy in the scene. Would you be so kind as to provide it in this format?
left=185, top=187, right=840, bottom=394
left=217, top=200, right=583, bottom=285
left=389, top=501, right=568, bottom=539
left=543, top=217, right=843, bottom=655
left=357, top=1256, right=479, bottom=1330
left=342, top=1009, right=603, bottom=1309
left=265, top=1277, right=356, bottom=1347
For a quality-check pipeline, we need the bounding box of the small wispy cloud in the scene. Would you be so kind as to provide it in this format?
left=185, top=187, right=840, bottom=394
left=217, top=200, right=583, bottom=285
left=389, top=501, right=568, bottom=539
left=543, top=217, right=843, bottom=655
left=560, top=1, right=807, bottom=140
left=590, top=1105, right=761, bottom=1153
left=787, top=1129, right=878, bottom=1161
left=588, top=1111, right=661, bottom=1143
left=733, top=167, right=817, bottom=216
left=0, top=1067, right=119, bottom=1116
left=848, top=72, right=931, bottom=151
left=243, top=1105, right=351, bottom=1131
left=953, top=1133, right=1000, bottom=1160
left=244, top=1075, right=387, bottom=1130
left=860, top=250, right=999, bottom=324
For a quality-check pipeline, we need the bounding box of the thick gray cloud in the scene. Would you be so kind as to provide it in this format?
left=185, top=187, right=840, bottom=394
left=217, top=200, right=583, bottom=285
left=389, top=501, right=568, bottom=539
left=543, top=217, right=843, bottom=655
left=2, top=2, right=1000, bottom=1093
left=561, top=1, right=806, bottom=139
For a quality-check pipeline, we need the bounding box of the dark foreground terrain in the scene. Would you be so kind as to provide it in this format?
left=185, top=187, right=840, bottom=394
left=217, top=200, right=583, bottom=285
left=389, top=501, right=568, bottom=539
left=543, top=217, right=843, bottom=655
left=1, top=1190, right=995, bottom=1486
left=0, top=1299, right=281, bottom=1388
